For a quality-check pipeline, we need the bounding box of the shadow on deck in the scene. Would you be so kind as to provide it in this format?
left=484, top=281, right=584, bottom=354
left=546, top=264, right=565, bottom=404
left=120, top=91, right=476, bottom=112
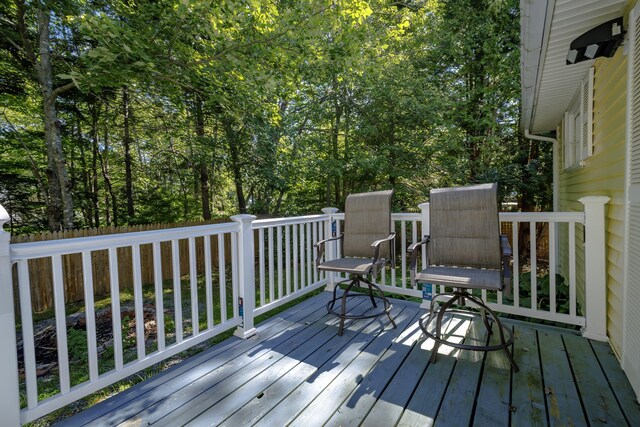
left=58, top=292, right=640, bottom=426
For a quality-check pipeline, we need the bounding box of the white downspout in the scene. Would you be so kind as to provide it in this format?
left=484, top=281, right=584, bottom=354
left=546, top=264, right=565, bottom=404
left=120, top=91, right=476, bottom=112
left=524, top=130, right=559, bottom=213
left=525, top=130, right=560, bottom=273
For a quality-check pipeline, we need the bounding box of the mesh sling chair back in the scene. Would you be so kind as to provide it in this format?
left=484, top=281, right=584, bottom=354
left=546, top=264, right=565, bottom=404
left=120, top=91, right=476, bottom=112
left=315, top=190, right=397, bottom=336
left=408, top=183, right=519, bottom=371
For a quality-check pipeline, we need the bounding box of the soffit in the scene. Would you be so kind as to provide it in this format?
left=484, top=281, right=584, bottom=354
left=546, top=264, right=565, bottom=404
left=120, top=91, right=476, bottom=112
left=521, top=0, right=627, bottom=134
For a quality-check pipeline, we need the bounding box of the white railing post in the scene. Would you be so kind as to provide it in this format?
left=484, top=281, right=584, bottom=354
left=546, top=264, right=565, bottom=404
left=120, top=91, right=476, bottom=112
left=321, top=207, right=339, bottom=291
left=418, top=202, right=431, bottom=309
left=0, top=205, right=20, bottom=426
left=232, top=214, right=257, bottom=339
left=579, top=196, right=610, bottom=341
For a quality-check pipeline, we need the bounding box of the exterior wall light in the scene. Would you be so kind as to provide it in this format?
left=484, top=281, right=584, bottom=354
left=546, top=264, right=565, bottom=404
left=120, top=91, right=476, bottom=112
left=566, top=17, right=625, bottom=65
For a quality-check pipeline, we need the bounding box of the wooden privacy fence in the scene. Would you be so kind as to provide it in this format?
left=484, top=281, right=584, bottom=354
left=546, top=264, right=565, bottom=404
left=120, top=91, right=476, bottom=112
left=11, top=220, right=233, bottom=313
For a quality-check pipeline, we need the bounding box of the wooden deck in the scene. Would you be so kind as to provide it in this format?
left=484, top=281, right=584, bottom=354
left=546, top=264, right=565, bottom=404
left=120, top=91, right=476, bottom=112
left=59, top=292, right=640, bottom=426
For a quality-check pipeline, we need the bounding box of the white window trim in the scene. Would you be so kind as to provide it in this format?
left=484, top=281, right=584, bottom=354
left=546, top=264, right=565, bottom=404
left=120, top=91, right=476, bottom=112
left=562, top=67, right=594, bottom=170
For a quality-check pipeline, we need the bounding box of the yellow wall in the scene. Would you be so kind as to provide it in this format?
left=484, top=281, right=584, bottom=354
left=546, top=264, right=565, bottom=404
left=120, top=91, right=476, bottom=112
left=558, top=48, right=627, bottom=357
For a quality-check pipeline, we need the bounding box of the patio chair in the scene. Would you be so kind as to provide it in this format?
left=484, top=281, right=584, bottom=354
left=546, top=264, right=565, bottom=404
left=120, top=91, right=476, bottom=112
left=315, top=190, right=397, bottom=336
left=408, top=183, right=519, bottom=371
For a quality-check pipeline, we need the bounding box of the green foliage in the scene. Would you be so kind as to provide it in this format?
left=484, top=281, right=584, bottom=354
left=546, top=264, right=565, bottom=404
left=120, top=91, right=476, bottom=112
left=1, top=0, right=551, bottom=233
left=67, top=327, right=88, bottom=363
left=507, top=272, right=575, bottom=315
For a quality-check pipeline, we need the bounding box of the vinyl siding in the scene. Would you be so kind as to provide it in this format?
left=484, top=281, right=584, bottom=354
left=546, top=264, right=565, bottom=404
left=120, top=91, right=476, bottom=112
left=558, top=47, right=627, bottom=358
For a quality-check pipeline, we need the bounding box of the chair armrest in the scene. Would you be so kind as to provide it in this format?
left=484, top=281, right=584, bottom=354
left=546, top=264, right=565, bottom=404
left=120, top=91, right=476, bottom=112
left=370, top=233, right=396, bottom=265
left=500, top=234, right=513, bottom=296
left=408, top=236, right=430, bottom=288
left=315, top=234, right=343, bottom=268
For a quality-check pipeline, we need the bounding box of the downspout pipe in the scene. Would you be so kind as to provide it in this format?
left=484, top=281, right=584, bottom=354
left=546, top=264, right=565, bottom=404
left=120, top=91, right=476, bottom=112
left=525, top=130, right=560, bottom=273
left=524, top=130, right=559, bottom=213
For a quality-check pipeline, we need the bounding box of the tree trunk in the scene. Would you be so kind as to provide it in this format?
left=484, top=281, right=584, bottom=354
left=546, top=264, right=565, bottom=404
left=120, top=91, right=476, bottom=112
left=89, top=96, right=101, bottom=227
left=101, top=120, right=118, bottom=226
left=77, top=117, right=92, bottom=227
left=329, top=77, right=342, bottom=205
left=122, top=86, right=134, bottom=221
left=36, top=8, right=75, bottom=230
left=222, top=118, right=247, bottom=213
left=194, top=96, right=212, bottom=220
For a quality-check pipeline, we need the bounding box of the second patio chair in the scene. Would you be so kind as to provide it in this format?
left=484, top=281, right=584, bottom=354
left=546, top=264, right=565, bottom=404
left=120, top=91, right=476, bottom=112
left=315, top=190, right=397, bottom=336
left=408, top=183, right=519, bottom=371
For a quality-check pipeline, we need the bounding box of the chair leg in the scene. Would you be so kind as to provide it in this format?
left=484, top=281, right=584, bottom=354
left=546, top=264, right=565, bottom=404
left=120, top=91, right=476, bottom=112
left=367, top=283, right=378, bottom=308
left=326, top=276, right=396, bottom=335
left=327, top=281, right=340, bottom=312
left=364, top=280, right=396, bottom=329
left=481, top=307, right=493, bottom=335
left=429, top=293, right=461, bottom=364
left=483, top=304, right=519, bottom=372
left=338, top=279, right=358, bottom=336
left=466, top=294, right=520, bottom=373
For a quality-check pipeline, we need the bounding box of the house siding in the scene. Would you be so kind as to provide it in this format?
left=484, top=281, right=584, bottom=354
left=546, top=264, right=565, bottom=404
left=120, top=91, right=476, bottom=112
left=558, top=48, right=627, bottom=358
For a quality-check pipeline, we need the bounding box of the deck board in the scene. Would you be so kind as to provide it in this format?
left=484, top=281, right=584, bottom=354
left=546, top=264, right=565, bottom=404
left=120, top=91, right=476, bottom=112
left=182, top=300, right=377, bottom=426
left=433, top=317, right=489, bottom=426
left=256, top=305, right=417, bottom=427
left=591, top=340, right=640, bottom=424
left=472, top=324, right=514, bottom=426
left=217, top=301, right=382, bottom=426
left=298, top=306, right=422, bottom=427
left=147, top=297, right=342, bottom=426
left=563, top=333, right=628, bottom=425
left=538, top=330, right=588, bottom=426
left=59, top=292, right=639, bottom=427
left=508, top=325, right=546, bottom=427
left=361, top=332, right=432, bottom=426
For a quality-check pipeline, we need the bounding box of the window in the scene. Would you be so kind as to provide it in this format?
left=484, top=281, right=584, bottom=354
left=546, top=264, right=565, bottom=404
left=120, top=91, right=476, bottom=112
left=563, top=67, right=594, bottom=169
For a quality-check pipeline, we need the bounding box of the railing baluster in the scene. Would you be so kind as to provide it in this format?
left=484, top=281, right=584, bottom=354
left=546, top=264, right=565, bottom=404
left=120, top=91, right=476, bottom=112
left=132, top=244, right=145, bottom=360
left=512, top=221, right=519, bottom=308
left=259, top=228, right=266, bottom=307
left=569, top=222, right=577, bottom=317
left=189, top=237, right=199, bottom=336
left=52, top=255, right=70, bottom=393
left=411, top=220, right=418, bottom=290
left=312, top=222, right=318, bottom=283
left=293, top=224, right=299, bottom=292
left=17, top=260, right=37, bottom=408
left=549, top=221, right=557, bottom=314
left=268, top=227, right=275, bottom=303
left=277, top=226, right=283, bottom=299
left=306, top=222, right=312, bottom=286
left=530, top=221, right=537, bottom=310
left=285, top=225, right=291, bottom=295
left=204, top=236, right=214, bottom=329
left=171, top=240, right=183, bottom=343
left=401, top=220, right=407, bottom=288
left=335, top=220, right=342, bottom=281
left=152, top=242, right=165, bottom=351
left=299, top=224, right=306, bottom=290
left=232, top=232, right=239, bottom=318
left=218, top=235, right=227, bottom=322
left=81, top=251, right=99, bottom=381
left=108, top=247, right=123, bottom=370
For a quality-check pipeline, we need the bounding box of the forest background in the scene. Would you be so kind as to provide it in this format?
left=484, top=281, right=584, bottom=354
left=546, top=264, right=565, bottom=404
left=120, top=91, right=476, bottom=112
left=0, top=0, right=551, bottom=235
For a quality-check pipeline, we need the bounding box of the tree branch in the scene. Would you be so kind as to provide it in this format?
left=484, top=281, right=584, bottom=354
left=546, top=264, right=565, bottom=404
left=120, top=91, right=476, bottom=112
left=50, top=81, right=76, bottom=100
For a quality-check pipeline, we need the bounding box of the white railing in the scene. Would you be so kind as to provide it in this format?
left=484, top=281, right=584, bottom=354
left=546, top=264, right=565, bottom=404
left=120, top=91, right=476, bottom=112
left=0, top=196, right=609, bottom=425
left=252, top=215, right=329, bottom=317
left=326, top=197, right=609, bottom=337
